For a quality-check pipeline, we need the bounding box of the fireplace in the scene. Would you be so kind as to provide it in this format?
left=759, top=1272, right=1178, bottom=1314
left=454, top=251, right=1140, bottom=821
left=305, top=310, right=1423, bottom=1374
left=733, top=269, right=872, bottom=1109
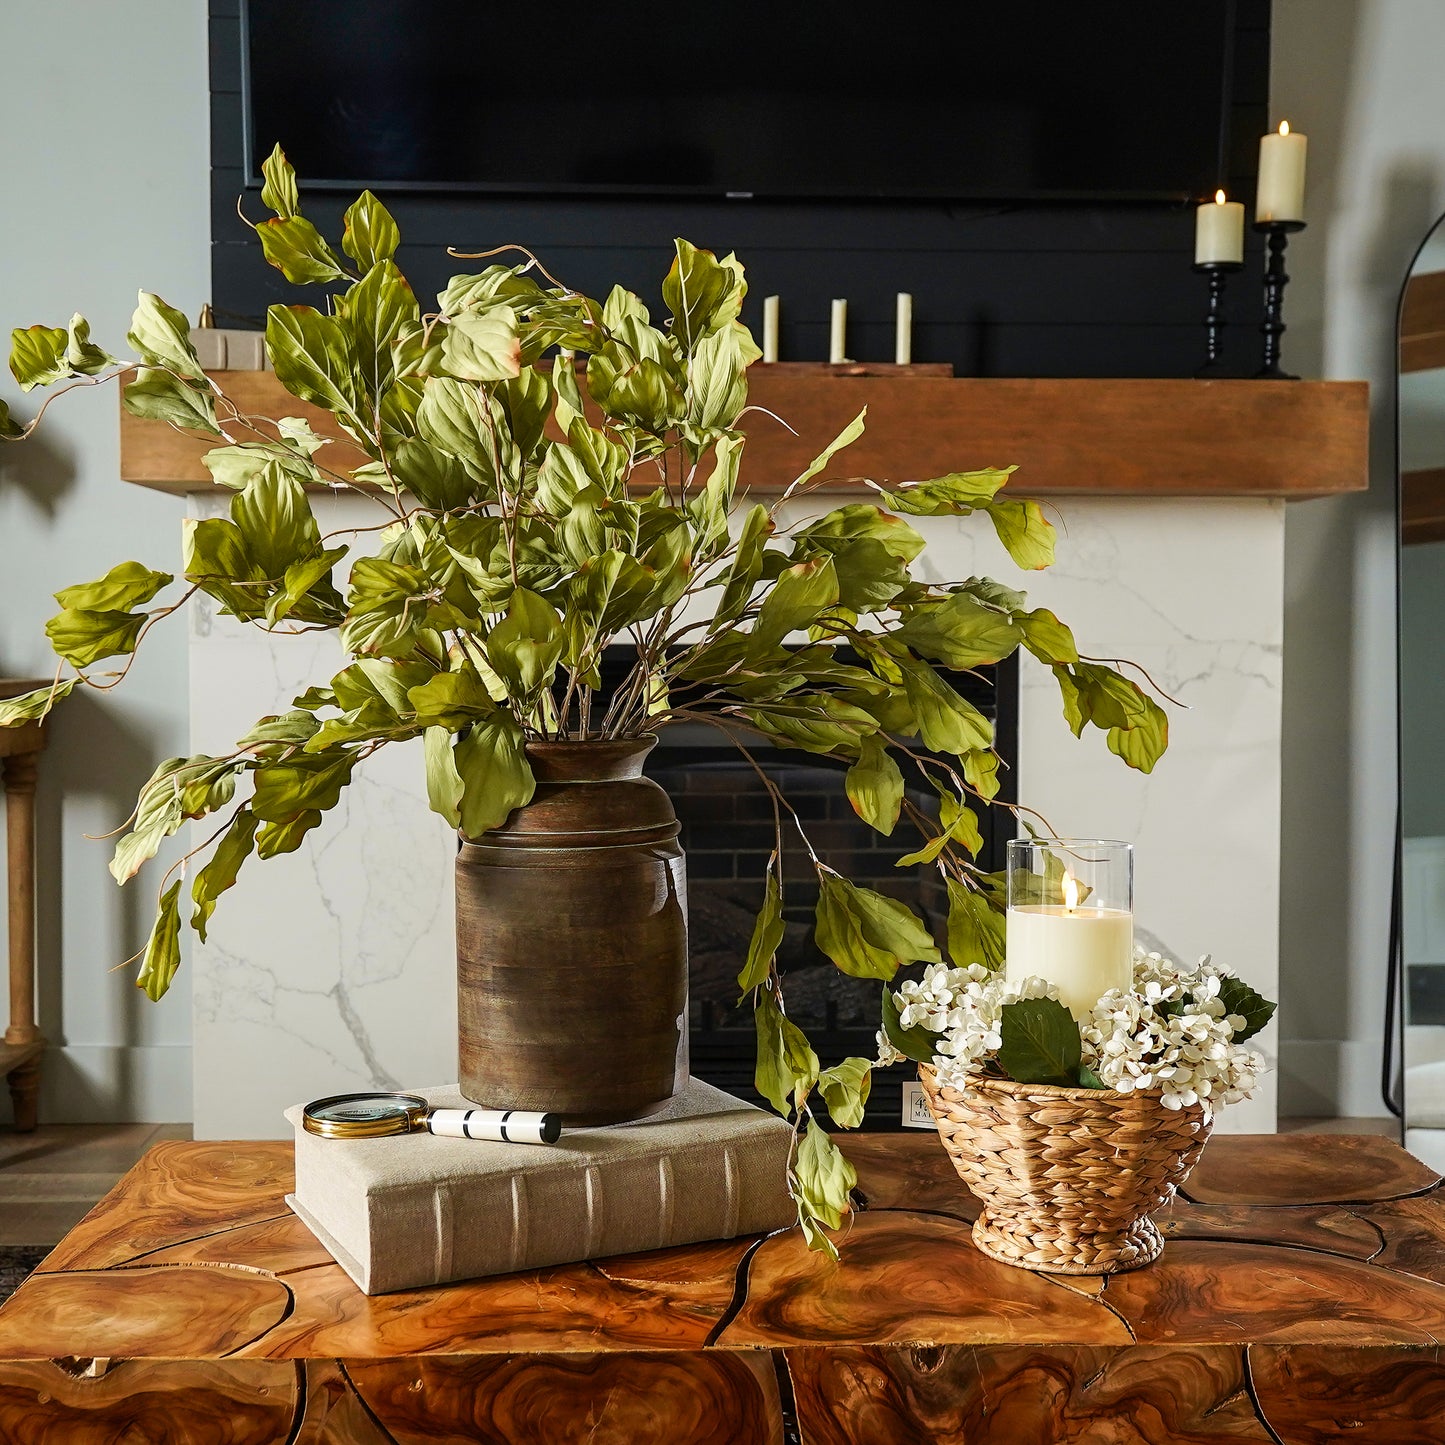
left=600, top=647, right=1019, bottom=1130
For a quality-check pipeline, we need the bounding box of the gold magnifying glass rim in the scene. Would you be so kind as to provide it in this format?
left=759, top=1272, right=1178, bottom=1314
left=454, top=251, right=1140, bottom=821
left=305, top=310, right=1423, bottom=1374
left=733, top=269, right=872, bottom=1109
left=301, top=1091, right=430, bottom=1140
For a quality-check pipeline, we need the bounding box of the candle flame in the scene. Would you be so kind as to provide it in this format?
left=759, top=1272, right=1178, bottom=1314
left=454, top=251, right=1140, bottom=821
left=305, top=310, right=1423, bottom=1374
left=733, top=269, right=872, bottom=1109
left=1214, top=189, right=1227, bottom=205
left=1062, top=870, right=1081, bottom=911
left=1279, top=120, right=1290, bottom=136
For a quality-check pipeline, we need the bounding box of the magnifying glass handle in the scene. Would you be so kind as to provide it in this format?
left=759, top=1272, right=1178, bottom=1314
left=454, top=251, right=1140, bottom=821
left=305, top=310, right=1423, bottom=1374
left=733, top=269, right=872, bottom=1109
left=425, top=1108, right=561, bottom=1145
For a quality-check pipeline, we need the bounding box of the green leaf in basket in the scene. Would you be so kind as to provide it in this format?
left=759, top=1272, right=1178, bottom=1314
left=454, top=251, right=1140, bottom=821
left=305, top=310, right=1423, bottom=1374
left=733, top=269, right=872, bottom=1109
left=1077, top=1064, right=1108, bottom=1090
left=996, top=996, right=1082, bottom=1087
left=880, top=986, right=939, bottom=1065
left=1216, top=974, right=1276, bottom=1044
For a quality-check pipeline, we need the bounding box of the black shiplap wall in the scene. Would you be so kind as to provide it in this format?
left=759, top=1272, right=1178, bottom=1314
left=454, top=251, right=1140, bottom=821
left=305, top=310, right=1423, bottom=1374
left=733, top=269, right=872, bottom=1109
left=210, top=1, right=1269, bottom=380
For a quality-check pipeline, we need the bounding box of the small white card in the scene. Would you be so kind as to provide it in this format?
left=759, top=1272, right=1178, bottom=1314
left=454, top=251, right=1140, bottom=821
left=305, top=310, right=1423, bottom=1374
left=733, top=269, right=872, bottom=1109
left=900, top=1080, right=937, bottom=1129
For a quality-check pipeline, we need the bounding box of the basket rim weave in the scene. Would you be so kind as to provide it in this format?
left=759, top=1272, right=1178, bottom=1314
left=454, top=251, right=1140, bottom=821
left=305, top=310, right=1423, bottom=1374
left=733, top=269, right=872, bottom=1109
left=919, top=1061, right=1182, bottom=1107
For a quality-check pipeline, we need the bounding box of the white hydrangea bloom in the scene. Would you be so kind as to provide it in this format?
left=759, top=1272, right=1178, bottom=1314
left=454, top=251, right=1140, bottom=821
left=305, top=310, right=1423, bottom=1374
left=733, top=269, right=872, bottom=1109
left=884, top=944, right=1265, bottom=1119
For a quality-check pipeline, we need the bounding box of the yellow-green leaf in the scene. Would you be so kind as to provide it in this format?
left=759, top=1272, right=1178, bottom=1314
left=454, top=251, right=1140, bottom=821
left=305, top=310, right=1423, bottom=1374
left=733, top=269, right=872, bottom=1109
left=817, top=1056, right=873, bottom=1128
left=737, top=869, right=785, bottom=998
left=136, top=881, right=183, bottom=1002
left=754, top=990, right=819, bottom=1115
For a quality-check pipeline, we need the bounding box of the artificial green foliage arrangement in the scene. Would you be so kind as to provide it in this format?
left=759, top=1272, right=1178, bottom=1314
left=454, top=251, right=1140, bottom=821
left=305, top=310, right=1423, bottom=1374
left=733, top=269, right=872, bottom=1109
left=0, top=148, right=1169, bottom=1250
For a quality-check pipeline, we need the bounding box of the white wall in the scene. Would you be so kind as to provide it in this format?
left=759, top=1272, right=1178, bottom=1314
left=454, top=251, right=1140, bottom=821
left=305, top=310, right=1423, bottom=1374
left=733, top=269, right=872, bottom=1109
left=1272, top=0, right=1445, bottom=1117
left=0, top=2, right=209, bottom=1121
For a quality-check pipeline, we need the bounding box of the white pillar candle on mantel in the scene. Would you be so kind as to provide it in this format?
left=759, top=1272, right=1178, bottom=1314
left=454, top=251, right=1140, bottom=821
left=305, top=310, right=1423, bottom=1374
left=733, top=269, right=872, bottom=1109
left=762, top=295, right=780, bottom=363
left=1256, top=121, right=1307, bottom=223
left=895, top=292, right=913, bottom=365
left=829, top=298, right=847, bottom=364
left=1195, top=190, right=1245, bottom=264
left=1004, top=839, right=1134, bottom=1022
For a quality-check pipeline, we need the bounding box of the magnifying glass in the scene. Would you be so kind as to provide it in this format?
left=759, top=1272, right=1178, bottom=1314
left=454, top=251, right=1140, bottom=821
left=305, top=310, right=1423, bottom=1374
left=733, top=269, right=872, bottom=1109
left=302, top=1092, right=561, bottom=1144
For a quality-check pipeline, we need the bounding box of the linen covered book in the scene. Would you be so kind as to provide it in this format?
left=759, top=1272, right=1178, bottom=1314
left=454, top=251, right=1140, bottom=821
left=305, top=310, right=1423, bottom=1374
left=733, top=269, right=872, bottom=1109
left=285, top=1078, right=796, bottom=1294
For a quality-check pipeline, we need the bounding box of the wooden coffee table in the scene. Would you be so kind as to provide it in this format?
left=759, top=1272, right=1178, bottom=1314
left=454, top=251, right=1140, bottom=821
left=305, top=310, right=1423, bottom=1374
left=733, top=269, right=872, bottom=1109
left=0, top=1131, right=1441, bottom=1442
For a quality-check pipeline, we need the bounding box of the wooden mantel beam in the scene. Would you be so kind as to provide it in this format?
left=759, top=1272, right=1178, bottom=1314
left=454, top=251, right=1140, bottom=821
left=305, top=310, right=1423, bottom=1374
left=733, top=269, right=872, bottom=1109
left=118, top=371, right=1369, bottom=501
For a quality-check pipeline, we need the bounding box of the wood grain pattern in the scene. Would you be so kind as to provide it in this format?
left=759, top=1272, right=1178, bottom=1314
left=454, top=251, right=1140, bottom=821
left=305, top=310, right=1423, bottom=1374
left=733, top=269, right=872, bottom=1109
left=1182, top=1134, right=1431, bottom=1207
left=0, top=1265, right=294, bottom=1360
left=118, top=371, right=1369, bottom=499
left=4, top=1134, right=1445, bottom=1439
left=1103, top=1240, right=1445, bottom=1346
left=718, top=1212, right=1133, bottom=1348
left=348, top=1352, right=784, bottom=1445
left=785, top=1344, right=1272, bottom=1444
left=1249, top=1345, right=1445, bottom=1445
left=0, top=1358, right=300, bottom=1445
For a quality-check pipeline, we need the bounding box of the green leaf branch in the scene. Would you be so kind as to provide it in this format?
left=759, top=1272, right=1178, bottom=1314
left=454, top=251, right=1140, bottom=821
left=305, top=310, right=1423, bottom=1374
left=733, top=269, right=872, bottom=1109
left=2, top=146, right=1175, bottom=1253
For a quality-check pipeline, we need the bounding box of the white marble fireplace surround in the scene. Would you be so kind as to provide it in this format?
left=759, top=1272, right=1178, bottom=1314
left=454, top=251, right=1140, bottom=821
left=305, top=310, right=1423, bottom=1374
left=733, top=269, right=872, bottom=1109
left=189, top=490, right=1282, bottom=1137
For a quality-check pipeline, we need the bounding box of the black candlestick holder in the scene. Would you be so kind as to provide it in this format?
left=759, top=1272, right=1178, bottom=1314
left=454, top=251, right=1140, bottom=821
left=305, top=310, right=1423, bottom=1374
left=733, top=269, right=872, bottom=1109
left=1254, top=219, right=1306, bottom=380
left=1193, top=260, right=1243, bottom=376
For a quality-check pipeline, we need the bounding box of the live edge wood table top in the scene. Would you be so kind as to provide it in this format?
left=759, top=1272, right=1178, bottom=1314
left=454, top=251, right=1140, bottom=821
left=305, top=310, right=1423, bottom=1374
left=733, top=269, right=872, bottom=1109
left=0, top=1134, right=1443, bottom=1444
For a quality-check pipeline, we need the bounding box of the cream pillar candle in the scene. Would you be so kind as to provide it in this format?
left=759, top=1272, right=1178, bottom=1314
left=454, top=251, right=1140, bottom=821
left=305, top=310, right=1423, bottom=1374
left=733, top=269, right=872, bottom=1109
left=895, top=292, right=912, bottom=365
left=1005, top=900, right=1133, bottom=1020
left=1195, top=190, right=1245, bottom=264
left=829, top=298, right=847, bottom=364
left=1256, top=121, right=1307, bottom=223
left=762, top=295, right=780, bottom=363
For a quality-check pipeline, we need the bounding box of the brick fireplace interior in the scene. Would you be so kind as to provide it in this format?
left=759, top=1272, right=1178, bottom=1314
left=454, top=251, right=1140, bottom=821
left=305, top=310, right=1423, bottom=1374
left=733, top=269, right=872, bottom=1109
left=602, top=647, right=1019, bottom=1129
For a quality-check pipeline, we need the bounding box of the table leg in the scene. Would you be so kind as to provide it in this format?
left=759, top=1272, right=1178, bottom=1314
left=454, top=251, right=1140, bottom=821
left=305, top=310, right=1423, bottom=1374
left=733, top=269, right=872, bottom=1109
left=4, top=754, right=43, bottom=1132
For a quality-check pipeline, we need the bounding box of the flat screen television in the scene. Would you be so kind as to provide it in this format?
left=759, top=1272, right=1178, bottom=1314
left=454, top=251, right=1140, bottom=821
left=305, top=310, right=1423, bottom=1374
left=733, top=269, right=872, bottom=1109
left=242, top=1, right=1249, bottom=202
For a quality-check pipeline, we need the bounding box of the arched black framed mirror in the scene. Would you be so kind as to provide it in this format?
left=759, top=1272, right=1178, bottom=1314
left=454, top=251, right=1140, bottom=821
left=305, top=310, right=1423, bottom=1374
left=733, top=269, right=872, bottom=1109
left=1397, top=214, right=1445, bottom=1170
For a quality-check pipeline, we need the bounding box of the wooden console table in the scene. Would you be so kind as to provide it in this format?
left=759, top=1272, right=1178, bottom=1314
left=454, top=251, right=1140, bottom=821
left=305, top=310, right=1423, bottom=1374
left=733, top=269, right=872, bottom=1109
left=0, top=680, right=49, bottom=1132
left=0, top=1131, right=1441, bottom=1440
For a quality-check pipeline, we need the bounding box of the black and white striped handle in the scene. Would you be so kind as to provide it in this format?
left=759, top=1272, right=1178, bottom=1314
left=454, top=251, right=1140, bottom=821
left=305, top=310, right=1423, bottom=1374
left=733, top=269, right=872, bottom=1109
left=425, top=1108, right=561, bottom=1145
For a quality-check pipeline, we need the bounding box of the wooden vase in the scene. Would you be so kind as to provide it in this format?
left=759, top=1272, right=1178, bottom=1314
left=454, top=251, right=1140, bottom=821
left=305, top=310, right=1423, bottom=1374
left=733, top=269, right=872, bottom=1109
left=455, top=736, right=689, bottom=1125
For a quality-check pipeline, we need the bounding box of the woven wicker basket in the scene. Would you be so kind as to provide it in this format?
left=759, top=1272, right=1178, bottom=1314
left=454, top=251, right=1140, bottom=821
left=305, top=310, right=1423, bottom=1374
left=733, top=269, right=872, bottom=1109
left=919, top=1064, right=1213, bottom=1274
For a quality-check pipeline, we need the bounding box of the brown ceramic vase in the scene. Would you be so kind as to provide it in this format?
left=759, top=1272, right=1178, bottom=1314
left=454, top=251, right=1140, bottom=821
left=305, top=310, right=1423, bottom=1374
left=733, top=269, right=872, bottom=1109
left=455, top=736, right=689, bottom=1124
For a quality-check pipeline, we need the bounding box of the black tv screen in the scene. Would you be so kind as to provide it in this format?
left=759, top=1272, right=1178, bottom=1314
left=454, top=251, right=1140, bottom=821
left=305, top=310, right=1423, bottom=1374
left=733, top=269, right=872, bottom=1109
left=243, top=1, right=1244, bottom=202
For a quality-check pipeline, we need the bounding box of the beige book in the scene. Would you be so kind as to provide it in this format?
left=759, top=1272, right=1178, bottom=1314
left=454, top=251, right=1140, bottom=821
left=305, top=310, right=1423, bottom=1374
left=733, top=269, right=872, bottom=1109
left=286, top=1079, right=797, bottom=1294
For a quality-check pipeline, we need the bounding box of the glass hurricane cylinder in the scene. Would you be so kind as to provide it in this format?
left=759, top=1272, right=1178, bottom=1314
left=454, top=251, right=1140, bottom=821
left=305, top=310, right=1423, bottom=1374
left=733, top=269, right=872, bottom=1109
left=1005, top=839, right=1134, bottom=1020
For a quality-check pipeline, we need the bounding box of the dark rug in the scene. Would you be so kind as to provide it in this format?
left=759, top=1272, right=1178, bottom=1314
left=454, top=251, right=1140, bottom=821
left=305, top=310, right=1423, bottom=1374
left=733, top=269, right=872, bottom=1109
left=0, top=1246, right=49, bottom=1304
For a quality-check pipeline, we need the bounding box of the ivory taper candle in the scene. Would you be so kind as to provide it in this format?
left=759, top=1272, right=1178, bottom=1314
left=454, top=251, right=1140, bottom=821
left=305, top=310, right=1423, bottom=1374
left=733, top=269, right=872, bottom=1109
left=1256, top=121, right=1307, bottom=223
left=829, top=298, right=847, bottom=364
left=1195, top=190, right=1245, bottom=264
left=762, top=295, right=780, bottom=363
left=1005, top=840, right=1134, bottom=1021
left=895, top=292, right=913, bottom=364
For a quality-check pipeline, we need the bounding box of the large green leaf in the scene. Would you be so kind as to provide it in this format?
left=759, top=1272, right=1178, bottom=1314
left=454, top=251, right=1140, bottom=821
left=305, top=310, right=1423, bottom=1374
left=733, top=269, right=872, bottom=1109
left=121, top=369, right=220, bottom=433
left=259, top=142, right=299, bottom=217
left=339, top=259, right=419, bottom=403
left=989, top=498, right=1056, bottom=570
left=996, top=997, right=1082, bottom=1086
left=9, top=324, right=68, bottom=390
left=127, top=292, right=205, bottom=381
left=945, top=878, right=1006, bottom=969
left=750, top=557, right=839, bottom=654
left=485, top=588, right=563, bottom=697
left=265, top=305, right=362, bottom=425
left=191, top=808, right=259, bottom=942
left=251, top=752, right=357, bottom=821
left=44, top=608, right=146, bottom=667
left=1018, top=607, right=1079, bottom=665
left=63, top=314, right=116, bottom=376
left=391, top=435, right=474, bottom=511
left=0, top=679, right=75, bottom=727
left=423, top=724, right=464, bottom=827
left=1217, top=974, right=1276, bottom=1043
left=817, top=1056, right=873, bottom=1128
left=845, top=735, right=904, bottom=835
left=754, top=990, right=819, bottom=1115
left=737, top=869, right=785, bottom=998
left=183, top=517, right=267, bottom=620
left=897, top=593, right=1020, bottom=669
left=1107, top=692, right=1170, bottom=775
left=454, top=714, right=535, bottom=838
left=794, top=1120, right=856, bottom=1254
left=111, top=755, right=243, bottom=884
left=814, top=873, right=941, bottom=980
left=796, top=503, right=926, bottom=564
left=54, top=561, right=171, bottom=613
left=686, top=324, right=748, bottom=430
left=256, top=810, right=325, bottom=858
left=662, top=238, right=744, bottom=351
left=885, top=467, right=1014, bottom=515
left=439, top=306, right=522, bottom=382
left=342, top=190, right=401, bottom=269
left=232, top=464, right=321, bottom=581
left=900, top=659, right=993, bottom=754
left=136, top=881, right=183, bottom=1002
left=257, top=216, right=349, bottom=285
